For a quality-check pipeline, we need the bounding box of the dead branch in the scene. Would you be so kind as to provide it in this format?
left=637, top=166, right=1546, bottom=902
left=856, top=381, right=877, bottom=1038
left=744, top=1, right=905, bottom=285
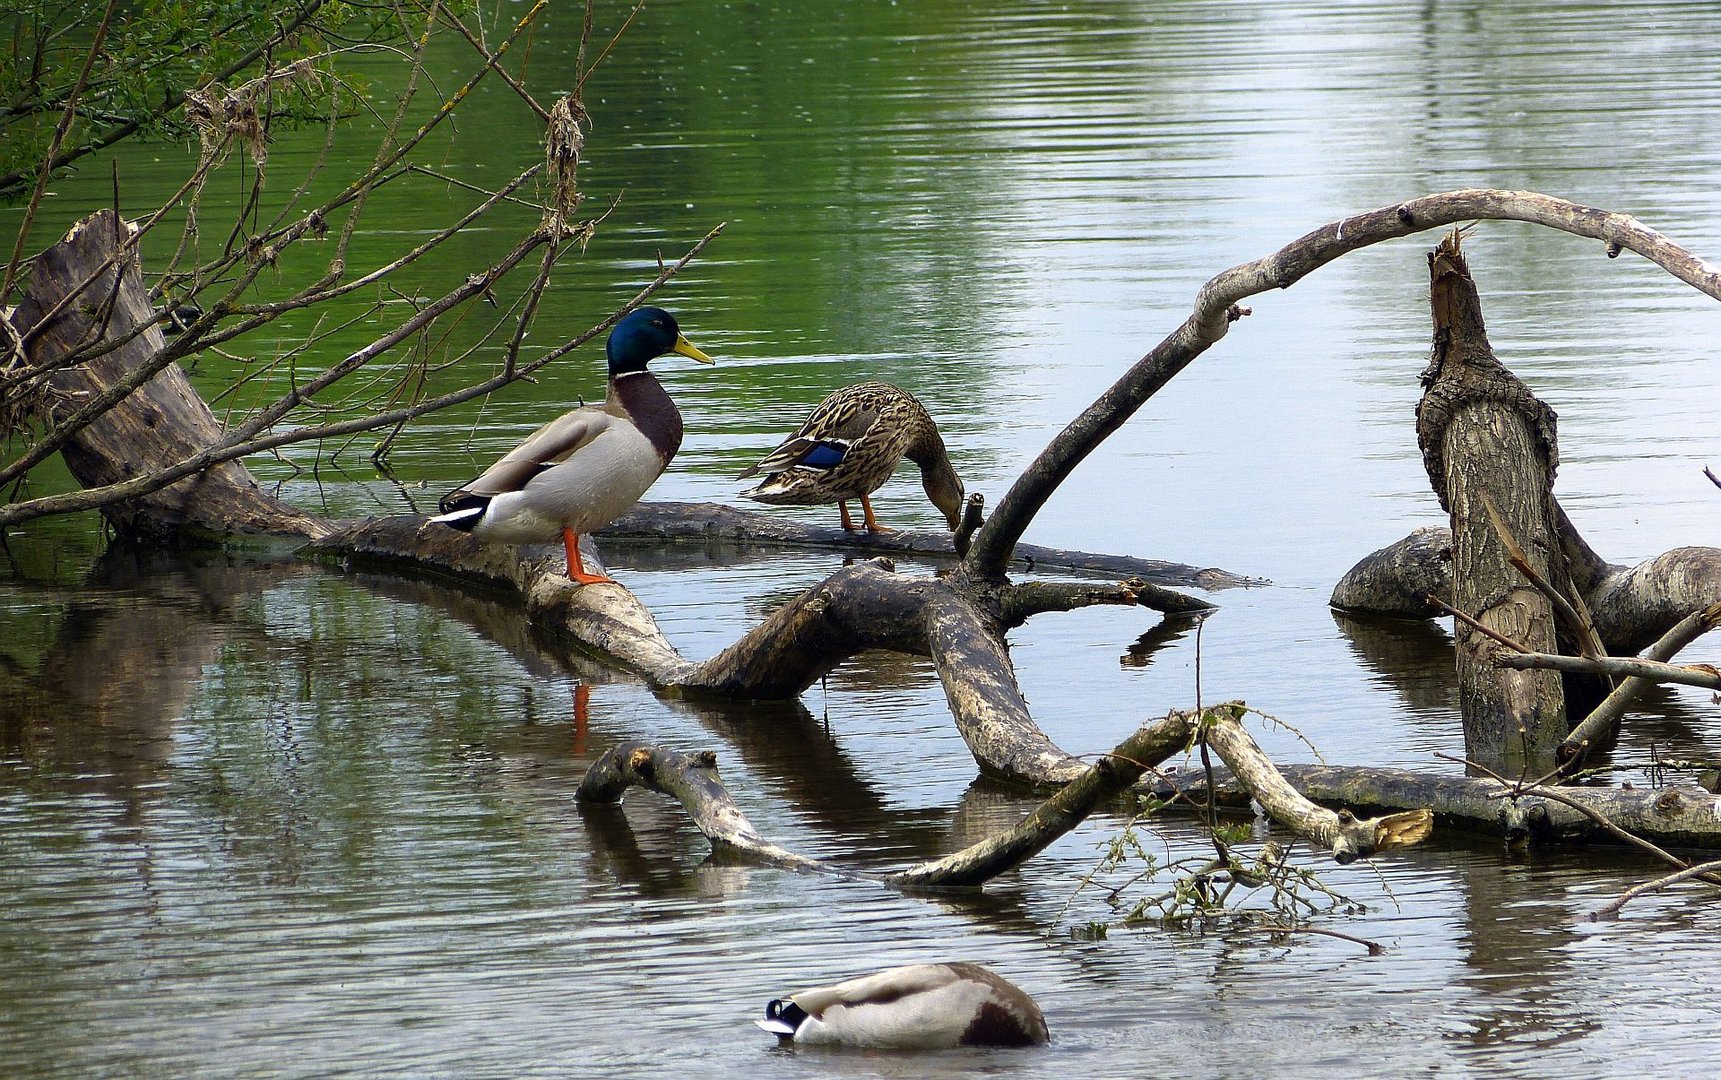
left=1199, top=706, right=1433, bottom=863
left=575, top=711, right=1198, bottom=888
left=1562, top=602, right=1721, bottom=765
left=970, top=190, right=1721, bottom=579
left=575, top=742, right=841, bottom=877
left=1589, top=859, right=1721, bottom=921
left=1496, top=651, right=1721, bottom=690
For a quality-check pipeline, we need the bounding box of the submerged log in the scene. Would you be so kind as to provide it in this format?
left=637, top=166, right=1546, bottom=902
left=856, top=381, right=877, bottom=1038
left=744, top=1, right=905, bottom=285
left=600, top=500, right=1262, bottom=588
left=1329, top=526, right=1454, bottom=618
left=576, top=707, right=1433, bottom=888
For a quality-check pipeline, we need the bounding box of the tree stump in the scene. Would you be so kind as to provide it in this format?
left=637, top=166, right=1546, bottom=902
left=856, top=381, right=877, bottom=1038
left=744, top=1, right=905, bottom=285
left=10, top=210, right=326, bottom=541
left=1415, top=231, right=1567, bottom=774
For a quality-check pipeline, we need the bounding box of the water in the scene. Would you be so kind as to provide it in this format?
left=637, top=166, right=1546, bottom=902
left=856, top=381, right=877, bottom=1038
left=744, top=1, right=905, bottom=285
left=5, top=1, right=1721, bottom=1075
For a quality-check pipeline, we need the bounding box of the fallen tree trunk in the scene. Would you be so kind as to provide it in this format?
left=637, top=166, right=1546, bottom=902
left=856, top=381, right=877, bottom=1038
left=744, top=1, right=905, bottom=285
left=14, top=194, right=1721, bottom=857
left=576, top=705, right=1433, bottom=888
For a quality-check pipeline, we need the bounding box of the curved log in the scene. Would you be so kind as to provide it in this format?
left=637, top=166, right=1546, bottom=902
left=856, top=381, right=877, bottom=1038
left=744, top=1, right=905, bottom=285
left=1586, top=547, right=1721, bottom=657
left=922, top=588, right=1088, bottom=787
left=970, top=189, right=1721, bottom=578
left=1329, top=526, right=1453, bottom=618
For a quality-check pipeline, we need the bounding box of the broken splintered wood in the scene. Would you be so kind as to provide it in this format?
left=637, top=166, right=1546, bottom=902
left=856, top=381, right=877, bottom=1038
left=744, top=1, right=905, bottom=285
left=1416, top=229, right=1567, bottom=775
left=8, top=210, right=328, bottom=541
left=1198, top=705, right=1433, bottom=863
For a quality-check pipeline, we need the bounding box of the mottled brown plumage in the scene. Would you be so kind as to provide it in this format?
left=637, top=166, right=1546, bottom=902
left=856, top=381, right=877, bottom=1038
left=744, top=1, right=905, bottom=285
left=738, top=382, right=963, bottom=532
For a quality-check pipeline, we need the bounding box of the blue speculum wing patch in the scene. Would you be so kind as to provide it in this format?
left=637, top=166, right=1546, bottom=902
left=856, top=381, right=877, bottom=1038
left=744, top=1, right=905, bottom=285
left=800, top=442, right=847, bottom=470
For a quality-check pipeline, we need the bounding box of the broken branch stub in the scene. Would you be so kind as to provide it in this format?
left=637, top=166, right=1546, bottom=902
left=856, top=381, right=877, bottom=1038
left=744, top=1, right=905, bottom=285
left=9, top=211, right=327, bottom=541
left=1198, top=705, right=1433, bottom=863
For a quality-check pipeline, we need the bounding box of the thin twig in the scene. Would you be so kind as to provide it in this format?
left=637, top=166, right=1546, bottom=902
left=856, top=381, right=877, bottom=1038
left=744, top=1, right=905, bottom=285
left=1234, top=923, right=1386, bottom=955
left=1589, top=859, right=1721, bottom=921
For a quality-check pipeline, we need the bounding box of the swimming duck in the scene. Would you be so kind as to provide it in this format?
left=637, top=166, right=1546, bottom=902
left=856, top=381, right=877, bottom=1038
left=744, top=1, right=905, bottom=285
left=755, top=962, right=1049, bottom=1050
left=737, top=382, right=963, bottom=533
left=431, top=306, right=713, bottom=584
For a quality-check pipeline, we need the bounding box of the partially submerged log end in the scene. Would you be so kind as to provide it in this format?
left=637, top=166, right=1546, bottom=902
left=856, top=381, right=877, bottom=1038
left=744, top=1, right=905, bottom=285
left=1330, top=526, right=1453, bottom=617
left=1199, top=706, right=1435, bottom=863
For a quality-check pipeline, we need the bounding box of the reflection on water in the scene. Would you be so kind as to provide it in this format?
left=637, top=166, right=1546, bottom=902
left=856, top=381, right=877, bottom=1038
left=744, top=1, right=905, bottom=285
left=7, top=0, right=1721, bottom=1076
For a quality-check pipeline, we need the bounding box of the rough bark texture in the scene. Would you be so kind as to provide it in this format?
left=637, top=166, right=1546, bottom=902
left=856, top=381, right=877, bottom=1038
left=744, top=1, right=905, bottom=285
left=10, top=211, right=328, bottom=541
left=1416, top=232, right=1567, bottom=774
left=1329, top=525, right=1454, bottom=617
left=601, top=501, right=1258, bottom=589
left=1156, top=762, right=1721, bottom=848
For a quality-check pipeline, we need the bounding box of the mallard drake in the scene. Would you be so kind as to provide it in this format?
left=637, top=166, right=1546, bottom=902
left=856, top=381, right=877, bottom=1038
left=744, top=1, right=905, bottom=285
left=431, top=306, right=713, bottom=584
left=737, top=382, right=963, bottom=532
left=755, top=962, right=1048, bottom=1050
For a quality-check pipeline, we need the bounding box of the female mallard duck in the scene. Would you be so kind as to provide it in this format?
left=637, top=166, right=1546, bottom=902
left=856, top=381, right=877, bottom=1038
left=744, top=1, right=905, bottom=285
left=431, top=306, right=713, bottom=584
left=737, top=382, right=963, bottom=533
left=755, top=962, right=1048, bottom=1050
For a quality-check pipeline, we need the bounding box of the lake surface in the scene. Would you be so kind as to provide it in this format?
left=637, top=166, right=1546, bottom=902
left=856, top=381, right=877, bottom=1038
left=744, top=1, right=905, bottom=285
left=5, top=1, right=1721, bottom=1075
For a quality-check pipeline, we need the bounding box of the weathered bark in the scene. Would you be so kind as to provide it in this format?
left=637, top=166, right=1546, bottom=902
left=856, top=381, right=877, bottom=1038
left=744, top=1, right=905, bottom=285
left=1561, top=602, right=1721, bottom=764
left=1156, top=762, right=1721, bottom=849
left=1416, top=232, right=1567, bottom=774
left=9, top=211, right=328, bottom=541
left=922, top=588, right=1089, bottom=786
left=576, top=708, right=1432, bottom=888
left=601, top=501, right=1256, bottom=590
left=1329, top=526, right=1454, bottom=617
